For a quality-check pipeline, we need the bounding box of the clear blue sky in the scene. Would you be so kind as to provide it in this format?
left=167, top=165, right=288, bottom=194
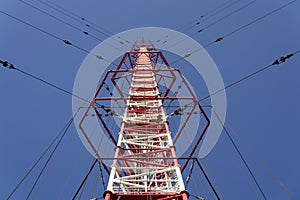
left=0, top=0, right=299, bottom=199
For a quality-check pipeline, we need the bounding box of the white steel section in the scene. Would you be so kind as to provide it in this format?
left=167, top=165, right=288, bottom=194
left=107, top=166, right=117, bottom=191
left=106, top=45, right=186, bottom=195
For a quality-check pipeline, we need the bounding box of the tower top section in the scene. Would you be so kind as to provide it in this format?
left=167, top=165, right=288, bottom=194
left=130, top=39, right=156, bottom=52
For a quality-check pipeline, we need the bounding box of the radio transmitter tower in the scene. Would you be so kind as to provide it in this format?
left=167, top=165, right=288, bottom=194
left=79, top=40, right=210, bottom=200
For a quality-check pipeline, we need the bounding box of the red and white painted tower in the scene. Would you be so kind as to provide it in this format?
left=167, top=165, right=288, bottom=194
left=80, top=40, right=210, bottom=200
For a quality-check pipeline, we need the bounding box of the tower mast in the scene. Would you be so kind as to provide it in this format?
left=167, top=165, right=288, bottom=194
left=104, top=41, right=187, bottom=200
left=79, top=40, right=210, bottom=200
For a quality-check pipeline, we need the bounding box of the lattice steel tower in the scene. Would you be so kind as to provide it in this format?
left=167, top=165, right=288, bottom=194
left=80, top=40, right=209, bottom=200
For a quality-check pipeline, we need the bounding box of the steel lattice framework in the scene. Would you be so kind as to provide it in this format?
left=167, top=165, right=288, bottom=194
left=79, top=40, right=210, bottom=200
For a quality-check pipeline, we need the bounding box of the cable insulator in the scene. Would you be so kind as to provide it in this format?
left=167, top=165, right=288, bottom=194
left=190, top=161, right=194, bottom=170
left=272, top=53, right=295, bottom=65
left=186, top=175, right=190, bottom=183
left=0, top=60, right=8, bottom=66
left=272, top=60, right=280, bottom=65
left=215, top=37, right=223, bottom=42
left=63, top=40, right=72, bottom=45
left=286, top=53, right=294, bottom=59
left=0, top=60, right=16, bottom=69
left=183, top=53, right=191, bottom=58
left=96, top=55, right=103, bottom=60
